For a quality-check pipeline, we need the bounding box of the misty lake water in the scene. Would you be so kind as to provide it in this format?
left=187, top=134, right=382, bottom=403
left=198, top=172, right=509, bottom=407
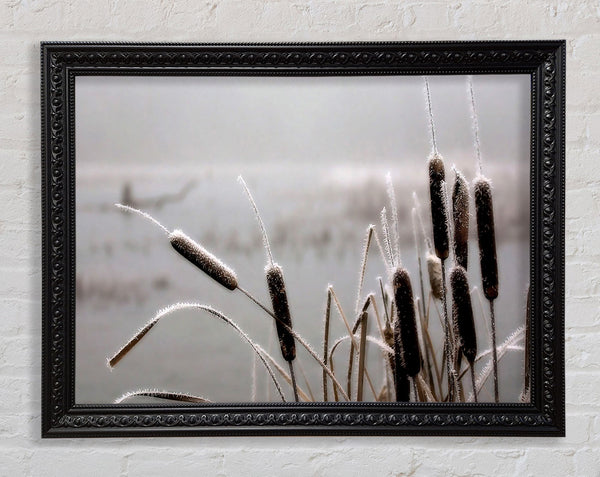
left=75, top=163, right=528, bottom=404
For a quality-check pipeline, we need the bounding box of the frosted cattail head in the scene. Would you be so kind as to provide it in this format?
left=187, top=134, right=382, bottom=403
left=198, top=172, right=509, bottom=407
left=392, top=268, right=421, bottom=377
left=450, top=266, right=477, bottom=364
left=169, top=230, right=238, bottom=291
left=473, top=176, right=498, bottom=300
left=427, top=253, right=443, bottom=300
left=266, top=264, right=296, bottom=362
left=428, top=154, right=449, bottom=260
left=452, top=168, right=470, bottom=270
left=394, top=366, right=410, bottom=402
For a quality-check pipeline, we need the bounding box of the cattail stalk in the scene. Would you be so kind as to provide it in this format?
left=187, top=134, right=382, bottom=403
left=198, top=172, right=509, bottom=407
left=412, top=207, right=436, bottom=395
left=239, top=176, right=299, bottom=402
left=322, top=288, right=332, bottom=401
left=428, top=153, right=456, bottom=401
left=450, top=266, right=478, bottom=402
left=356, top=311, right=368, bottom=401
left=255, top=344, right=311, bottom=402
left=347, top=296, right=373, bottom=399
left=266, top=264, right=298, bottom=401
left=473, top=176, right=499, bottom=402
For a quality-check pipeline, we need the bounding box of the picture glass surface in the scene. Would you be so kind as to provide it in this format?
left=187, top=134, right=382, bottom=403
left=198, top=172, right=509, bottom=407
left=75, top=74, right=530, bottom=405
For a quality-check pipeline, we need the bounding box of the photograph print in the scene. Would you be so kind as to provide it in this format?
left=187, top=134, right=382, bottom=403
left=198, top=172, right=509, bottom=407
left=74, top=73, right=530, bottom=405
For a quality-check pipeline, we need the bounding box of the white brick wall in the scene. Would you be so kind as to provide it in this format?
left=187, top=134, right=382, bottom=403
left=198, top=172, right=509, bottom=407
left=0, top=1, right=598, bottom=475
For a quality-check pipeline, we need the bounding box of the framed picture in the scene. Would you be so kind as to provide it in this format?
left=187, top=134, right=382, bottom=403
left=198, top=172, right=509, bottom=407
left=41, top=41, right=565, bottom=437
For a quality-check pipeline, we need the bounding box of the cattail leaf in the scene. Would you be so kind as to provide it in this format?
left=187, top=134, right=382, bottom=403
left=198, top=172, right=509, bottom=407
left=450, top=266, right=477, bottom=364
left=169, top=230, right=238, bottom=290
left=473, top=177, right=498, bottom=300
left=266, top=264, right=296, bottom=362
left=115, top=390, right=212, bottom=404
left=428, top=154, right=449, bottom=260
left=393, top=268, right=421, bottom=378
left=452, top=169, right=470, bottom=270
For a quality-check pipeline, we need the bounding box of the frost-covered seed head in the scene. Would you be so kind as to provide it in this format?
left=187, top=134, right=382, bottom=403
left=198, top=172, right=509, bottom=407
left=169, top=230, right=238, bottom=291
left=428, top=154, right=449, bottom=260
left=452, top=168, right=470, bottom=270
left=450, top=266, right=477, bottom=364
left=427, top=253, right=443, bottom=300
left=393, top=268, right=421, bottom=378
left=266, top=264, right=296, bottom=362
left=473, top=176, right=498, bottom=300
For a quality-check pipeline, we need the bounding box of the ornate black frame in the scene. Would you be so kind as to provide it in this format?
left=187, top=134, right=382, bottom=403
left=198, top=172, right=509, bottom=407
left=41, top=41, right=565, bottom=437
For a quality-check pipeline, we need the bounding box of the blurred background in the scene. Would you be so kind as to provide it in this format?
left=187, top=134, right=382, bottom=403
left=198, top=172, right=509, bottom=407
left=75, top=74, right=530, bottom=404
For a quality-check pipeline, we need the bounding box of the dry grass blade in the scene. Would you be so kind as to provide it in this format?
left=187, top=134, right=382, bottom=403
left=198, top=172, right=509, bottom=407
left=467, top=325, right=525, bottom=402
left=107, top=303, right=286, bottom=402
left=380, top=207, right=395, bottom=267
left=297, top=360, right=315, bottom=401
left=329, top=287, right=378, bottom=399
left=238, top=175, right=274, bottom=265
left=415, top=374, right=436, bottom=402
left=355, top=225, right=374, bottom=314
left=114, top=203, right=171, bottom=235
left=254, top=344, right=311, bottom=402
left=386, top=172, right=401, bottom=264
left=115, top=389, right=212, bottom=404
left=347, top=295, right=374, bottom=398
left=249, top=289, right=350, bottom=401
left=329, top=335, right=393, bottom=363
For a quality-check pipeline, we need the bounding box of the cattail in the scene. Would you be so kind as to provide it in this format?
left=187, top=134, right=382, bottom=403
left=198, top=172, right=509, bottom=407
left=452, top=168, right=470, bottom=270
left=266, top=264, right=295, bottom=362
left=450, top=266, right=477, bottom=364
left=169, top=230, right=238, bottom=290
left=394, top=364, right=410, bottom=402
left=473, top=176, right=498, bottom=300
left=393, top=268, right=421, bottom=377
left=428, top=154, right=449, bottom=260
left=426, top=253, right=443, bottom=299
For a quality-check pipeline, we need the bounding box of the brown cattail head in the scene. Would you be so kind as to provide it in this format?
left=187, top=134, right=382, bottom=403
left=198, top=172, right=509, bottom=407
left=450, top=266, right=477, bottom=364
left=452, top=168, right=470, bottom=270
left=426, top=253, right=443, bottom=300
left=169, top=230, right=238, bottom=290
left=428, top=154, right=449, bottom=260
left=394, top=364, right=410, bottom=402
left=473, top=176, right=498, bottom=300
left=266, top=264, right=296, bottom=362
left=393, top=268, right=421, bottom=377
